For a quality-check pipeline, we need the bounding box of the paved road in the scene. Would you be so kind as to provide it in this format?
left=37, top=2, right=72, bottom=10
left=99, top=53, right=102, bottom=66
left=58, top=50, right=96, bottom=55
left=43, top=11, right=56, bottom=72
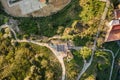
left=77, top=0, right=110, bottom=80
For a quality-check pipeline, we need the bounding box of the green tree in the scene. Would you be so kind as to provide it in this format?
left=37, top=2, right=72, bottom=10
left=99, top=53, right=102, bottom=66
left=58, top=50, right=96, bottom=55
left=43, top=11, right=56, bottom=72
left=80, top=47, right=92, bottom=60
left=41, top=59, right=48, bottom=68
left=45, top=70, right=54, bottom=80
left=57, top=26, right=64, bottom=35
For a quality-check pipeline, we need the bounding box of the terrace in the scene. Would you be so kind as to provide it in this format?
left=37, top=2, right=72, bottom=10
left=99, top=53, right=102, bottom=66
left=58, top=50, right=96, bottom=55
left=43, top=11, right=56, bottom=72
left=7, top=0, right=46, bottom=15
left=1, top=0, right=71, bottom=17
left=19, top=0, right=46, bottom=15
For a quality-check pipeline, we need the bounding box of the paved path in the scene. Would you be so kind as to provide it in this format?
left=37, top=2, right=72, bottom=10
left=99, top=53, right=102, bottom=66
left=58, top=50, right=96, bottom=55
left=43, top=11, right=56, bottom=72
left=0, top=24, right=66, bottom=80
left=16, top=39, right=66, bottom=80
left=77, top=0, right=110, bottom=80
left=101, top=49, right=120, bottom=80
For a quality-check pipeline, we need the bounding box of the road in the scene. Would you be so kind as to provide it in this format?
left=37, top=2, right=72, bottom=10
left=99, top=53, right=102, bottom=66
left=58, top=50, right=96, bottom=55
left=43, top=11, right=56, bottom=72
left=77, top=0, right=110, bottom=80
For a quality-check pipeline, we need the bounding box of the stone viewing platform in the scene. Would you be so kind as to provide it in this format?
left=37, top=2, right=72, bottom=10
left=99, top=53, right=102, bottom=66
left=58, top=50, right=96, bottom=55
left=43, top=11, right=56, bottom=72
left=1, top=0, right=71, bottom=17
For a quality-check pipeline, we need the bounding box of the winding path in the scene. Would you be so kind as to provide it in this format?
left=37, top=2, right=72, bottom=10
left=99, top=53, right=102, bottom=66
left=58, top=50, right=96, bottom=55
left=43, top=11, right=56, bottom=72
left=101, top=48, right=120, bottom=80
left=0, top=24, right=66, bottom=80
left=77, top=0, right=110, bottom=80
left=16, top=40, right=66, bottom=80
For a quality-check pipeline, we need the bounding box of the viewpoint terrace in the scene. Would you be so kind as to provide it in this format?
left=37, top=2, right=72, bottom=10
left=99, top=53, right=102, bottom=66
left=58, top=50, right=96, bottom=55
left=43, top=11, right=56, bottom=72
left=0, top=0, right=71, bottom=17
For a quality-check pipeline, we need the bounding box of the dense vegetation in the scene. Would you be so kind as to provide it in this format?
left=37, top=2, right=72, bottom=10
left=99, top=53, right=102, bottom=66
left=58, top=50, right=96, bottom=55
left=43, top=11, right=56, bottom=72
left=62, top=0, right=120, bottom=79
left=14, top=0, right=81, bottom=37
left=0, top=0, right=120, bottom=80
left=65, top=42, right=120, bottom=80
left=0, top=2, right=9, bottom=25
left=0, top=31, right=61, bottom=80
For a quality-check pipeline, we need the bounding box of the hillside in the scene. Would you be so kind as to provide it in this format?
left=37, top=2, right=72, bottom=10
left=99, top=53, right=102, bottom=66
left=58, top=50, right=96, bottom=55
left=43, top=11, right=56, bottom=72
left=0, top=31, right=62, bottom=80
left=0, top=0, right=120, bottom=80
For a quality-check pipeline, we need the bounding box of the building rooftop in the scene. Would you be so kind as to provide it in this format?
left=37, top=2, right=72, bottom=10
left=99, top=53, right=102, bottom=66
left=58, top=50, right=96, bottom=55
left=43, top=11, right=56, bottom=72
left=105, top=9, right=120, bottom=42
left=114, top=9, right=120, bottom=19
left=109, top=20, right=120, bottom=26
left=105, top=24, right=120, bottom=42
